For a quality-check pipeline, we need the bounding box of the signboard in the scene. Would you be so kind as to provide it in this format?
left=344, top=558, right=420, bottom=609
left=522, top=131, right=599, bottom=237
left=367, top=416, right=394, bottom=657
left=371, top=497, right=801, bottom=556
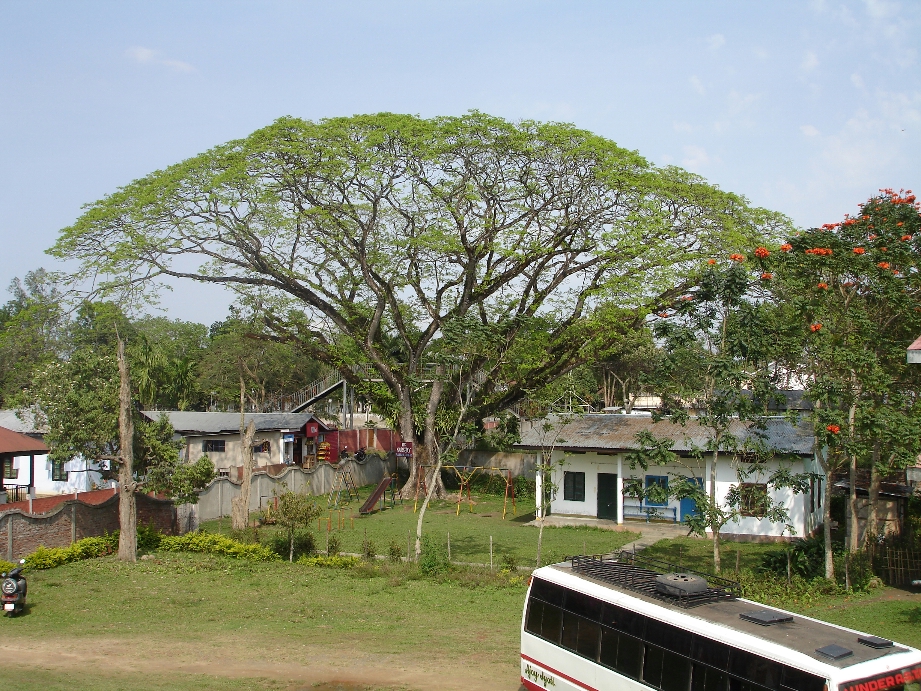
left=306, top=424, right=318, bottom=435
left=283, top=434, right=294, bottom=442
left=395, top=442, right=413, bottom=457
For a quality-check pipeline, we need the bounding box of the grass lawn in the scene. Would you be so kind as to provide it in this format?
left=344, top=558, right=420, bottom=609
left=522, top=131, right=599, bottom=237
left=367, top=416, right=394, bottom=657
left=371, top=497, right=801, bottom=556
left=203, top=490, right=640, bottom=567
left=640, top=535, right=788, bottom=574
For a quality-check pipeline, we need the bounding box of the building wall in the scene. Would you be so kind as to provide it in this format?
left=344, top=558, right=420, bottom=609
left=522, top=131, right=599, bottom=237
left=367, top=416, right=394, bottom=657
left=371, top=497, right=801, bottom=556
left=457, top=450, right=536, bottom=479
left=547, top=451, right=817, bottom=539
left=2, top=453, right=104, bottom=496
left=185, top=431, right=285, bottom=469
left=0, top=493, right=179, bottom=561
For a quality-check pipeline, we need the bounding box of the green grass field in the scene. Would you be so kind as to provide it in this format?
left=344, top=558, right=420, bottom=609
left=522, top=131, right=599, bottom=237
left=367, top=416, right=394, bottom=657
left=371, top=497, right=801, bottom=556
left=204, top=490, right=641, bottom=566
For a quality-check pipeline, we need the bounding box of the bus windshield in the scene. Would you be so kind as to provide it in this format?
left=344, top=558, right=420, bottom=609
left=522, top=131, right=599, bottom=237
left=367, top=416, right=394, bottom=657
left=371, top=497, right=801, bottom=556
left=840, top=664, right=921, bottom=691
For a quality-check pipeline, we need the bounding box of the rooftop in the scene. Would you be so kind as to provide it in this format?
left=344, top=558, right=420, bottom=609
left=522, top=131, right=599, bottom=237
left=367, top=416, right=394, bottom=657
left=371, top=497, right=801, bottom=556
left=141, top=411, right=332, bottom=436
left=517, top=414, right=814, bottom=455
left=545, top=555, right=914, bottom=669
left=0, top=425, right=49, bottom=455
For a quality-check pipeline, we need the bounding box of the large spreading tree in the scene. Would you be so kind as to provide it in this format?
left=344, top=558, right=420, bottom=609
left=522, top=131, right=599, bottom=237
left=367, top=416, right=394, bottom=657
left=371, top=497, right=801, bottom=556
left=50, top=112, right=785, bottom=497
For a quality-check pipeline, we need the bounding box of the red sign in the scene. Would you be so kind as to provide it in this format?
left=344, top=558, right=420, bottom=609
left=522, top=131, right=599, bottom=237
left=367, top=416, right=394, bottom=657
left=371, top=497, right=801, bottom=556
left=306, top=424, right=318, bottom=435
left=396, top=442, right=413, bottom=457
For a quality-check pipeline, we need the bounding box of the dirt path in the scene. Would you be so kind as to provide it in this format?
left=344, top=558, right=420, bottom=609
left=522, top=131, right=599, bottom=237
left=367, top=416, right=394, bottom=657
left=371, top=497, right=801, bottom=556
left=0, top=635, right=522, bottom=691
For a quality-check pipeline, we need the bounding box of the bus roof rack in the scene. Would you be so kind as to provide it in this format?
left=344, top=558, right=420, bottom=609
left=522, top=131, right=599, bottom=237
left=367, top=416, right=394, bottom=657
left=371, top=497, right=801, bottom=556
left=569, top=551, right=740, bottom=608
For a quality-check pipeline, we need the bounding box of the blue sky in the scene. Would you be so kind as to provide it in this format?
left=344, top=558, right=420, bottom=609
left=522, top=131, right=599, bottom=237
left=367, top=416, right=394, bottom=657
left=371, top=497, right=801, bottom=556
left=1, top=0, right=918, bottom=324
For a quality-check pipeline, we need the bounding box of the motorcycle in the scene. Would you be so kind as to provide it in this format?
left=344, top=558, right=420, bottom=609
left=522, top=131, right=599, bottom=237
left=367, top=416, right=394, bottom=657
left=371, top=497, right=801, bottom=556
left=1, top=559, right=27, bottom=616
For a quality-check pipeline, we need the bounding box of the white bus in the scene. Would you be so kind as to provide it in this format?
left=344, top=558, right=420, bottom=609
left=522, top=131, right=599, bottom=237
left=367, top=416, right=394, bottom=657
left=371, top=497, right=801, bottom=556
left=521, top=552, right=921, bottom=691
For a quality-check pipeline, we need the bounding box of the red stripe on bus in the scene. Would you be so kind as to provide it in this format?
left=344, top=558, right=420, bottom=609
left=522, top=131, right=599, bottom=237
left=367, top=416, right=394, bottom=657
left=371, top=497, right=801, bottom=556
left=521, top=654, right=599, bottom=691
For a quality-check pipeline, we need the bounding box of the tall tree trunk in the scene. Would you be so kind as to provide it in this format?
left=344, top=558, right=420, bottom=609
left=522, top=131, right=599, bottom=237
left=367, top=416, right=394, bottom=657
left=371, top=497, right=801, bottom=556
left=865, top=444, right=881, bottom=553
left=116, top=336, right=137, bottom=563
left=231, top=373, right=257, bottom=531
left=813, top=408, right=835, bottom=580
left=397, top=387, right=420, bottom=500
left=847, top=401, right=859, bottom=553
left=710, top=448, right=721, bottom=573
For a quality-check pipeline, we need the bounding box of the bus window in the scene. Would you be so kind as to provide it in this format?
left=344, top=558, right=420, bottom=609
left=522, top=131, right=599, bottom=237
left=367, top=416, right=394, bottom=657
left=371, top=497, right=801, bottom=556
left=616, top=634, right=645, bottom=680
left=603, top=603, right=648, bottom=638
left=561, top=611, right=580, bottom=651
left=780, top=667, right=825, bottom=691
left=541, top=603, right=563, bottom=643
left=692, top=636, right=731, bottom=671
left=567, top=590, right=603, bottom=622
left=647, top=618, right=692, bottom=656
left=730, top=649, right=781, bottom=689
left=600, top=628, right=619, bottom=669
left=694, top=665, right=730, bottom=691
left=525, top=599, right=544, bottom=636
left=645, top=645, right=666, bottom=689
left=661, top=650, right=692, bottom=691
left=530, top=578, right=566, bottom=606
left=577, top=618, right=601, bottom=660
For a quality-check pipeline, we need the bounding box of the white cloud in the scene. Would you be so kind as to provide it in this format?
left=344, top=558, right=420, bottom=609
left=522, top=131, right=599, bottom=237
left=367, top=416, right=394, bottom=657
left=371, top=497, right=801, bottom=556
left=862, top=0, right=899, bottom=19
left=800, top=125, right=820, bottom=136
left=125, top=46, right=195, bottom=73
left=727, top=91, right=761, bottom=116
left=682, top=145, right=711, bottom=171
left=707, top=34, right=726, bottom=51
left=126, top=46, right=156, bottom=64
left=673, top=121, right=693, bottom=133
left=851, top=73, right=865, bottom=88
left=689, top=76, right=706, bottom=95
left=801, top=51, right=819, bottom=71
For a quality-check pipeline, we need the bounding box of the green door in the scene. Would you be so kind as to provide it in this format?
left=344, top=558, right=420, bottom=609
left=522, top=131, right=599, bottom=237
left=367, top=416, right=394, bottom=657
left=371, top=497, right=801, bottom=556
left=597, top=473, right=618, bottom=520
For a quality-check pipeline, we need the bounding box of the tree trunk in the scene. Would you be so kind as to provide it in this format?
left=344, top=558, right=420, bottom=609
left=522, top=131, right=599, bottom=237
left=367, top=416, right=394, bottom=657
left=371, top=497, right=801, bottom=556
left=865, top=444, right=881, bottom=553
left=847, top=401, right=859, bottom=553
left=116, top=336, right=137, bottom=563
left=710, top=449, right=721, bottom=573
left=818, top=450, right=835, bottom=580
left=414, top=451, right=444, bottom=559
left=231, top=373, right=256, bottom=531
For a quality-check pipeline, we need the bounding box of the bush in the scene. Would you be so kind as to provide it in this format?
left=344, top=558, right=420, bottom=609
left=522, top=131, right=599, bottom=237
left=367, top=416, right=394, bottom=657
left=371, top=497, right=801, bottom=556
left=362, top=536, right=376, bottom=561
left=326, top=533, right=341, bottom=556
left=759, top=537, right=826, bottom=580
left=388, top=539, right=404, bottom=563
left=159, top=532, right=279, bottom=562
left=229, top=526, right=260, bottom=544
left=500, top=553, right=519, bottom=572
left=419, top=534, right=451, bottom=576
left=0, top=559, right=16, bottom=574
left=25, top=534, right=119, bottom=570
left=137, top=523, right=163, bottom=551
left=739, top=571, right=842, bottom=608
left=266, top=529, right=315, bottom=561
left=298, top=554, right=360, bottom=568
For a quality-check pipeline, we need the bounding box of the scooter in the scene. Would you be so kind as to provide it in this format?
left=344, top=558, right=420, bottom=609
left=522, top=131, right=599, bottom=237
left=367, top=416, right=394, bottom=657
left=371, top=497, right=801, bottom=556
left=1, top=559, right=27, bottom=616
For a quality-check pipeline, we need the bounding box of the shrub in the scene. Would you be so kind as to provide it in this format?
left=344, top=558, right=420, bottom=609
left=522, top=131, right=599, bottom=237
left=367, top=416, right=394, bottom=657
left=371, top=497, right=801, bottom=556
left=388, top=539, right=404, bottom=563
left=266, top=529, right=315, bottom=561
left=362, top=536, right=376, bottom=561
left=759, top=537, right=826, bottom=580
left=25, top=534, right=119, bottom=570
left=298, top=554, right=360, bottom=568
left=0, top=559, right=16, bottom=574
left=326, top=533, right=341, bottom=557
left=158, top=532, right=279, bottom=562
left=229, top=526, right=260, bottom=544
left=419, top=534, right=451, bottom=576
left=137, top=523, right=163, bottom=551
left=500, top=553, right=519, bottom=572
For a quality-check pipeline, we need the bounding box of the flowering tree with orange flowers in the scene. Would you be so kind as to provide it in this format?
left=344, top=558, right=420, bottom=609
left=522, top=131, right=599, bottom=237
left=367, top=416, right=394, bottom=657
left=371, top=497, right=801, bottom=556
left=763, top=189, right=921, bottom=578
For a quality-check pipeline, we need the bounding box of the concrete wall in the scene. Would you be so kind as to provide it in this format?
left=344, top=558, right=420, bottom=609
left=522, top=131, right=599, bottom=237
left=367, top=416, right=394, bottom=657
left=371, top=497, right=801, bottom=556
left=457, top=450, right=536, bottom=479
left=185, top=430, right=285, bottom=469
left=186, top=453, right=393, bottom=526
left=0, top=493, right=179, bottom=561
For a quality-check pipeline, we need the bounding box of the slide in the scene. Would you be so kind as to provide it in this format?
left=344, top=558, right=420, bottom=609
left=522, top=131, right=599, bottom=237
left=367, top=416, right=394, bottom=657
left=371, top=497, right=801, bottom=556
left=358, top=475, right=392, bottom=514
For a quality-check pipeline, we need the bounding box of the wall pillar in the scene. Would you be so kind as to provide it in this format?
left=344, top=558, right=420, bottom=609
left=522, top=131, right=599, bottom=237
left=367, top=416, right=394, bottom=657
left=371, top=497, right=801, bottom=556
left=616, top=455, right=624, bottom=525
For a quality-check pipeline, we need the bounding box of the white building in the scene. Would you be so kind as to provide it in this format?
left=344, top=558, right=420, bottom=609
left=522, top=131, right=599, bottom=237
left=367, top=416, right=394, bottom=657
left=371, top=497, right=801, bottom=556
left=516, top=413, right=823, bottom=540
left=0, top=410, right=104, bottom=497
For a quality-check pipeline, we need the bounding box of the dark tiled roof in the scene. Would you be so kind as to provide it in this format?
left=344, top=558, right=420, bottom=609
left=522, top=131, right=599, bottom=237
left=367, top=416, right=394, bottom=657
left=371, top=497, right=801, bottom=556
left=516, top=414, right=814, bottom=455
left=141, top=411, right=332, bottom=436
left=0, top=425, right=49, bottom=455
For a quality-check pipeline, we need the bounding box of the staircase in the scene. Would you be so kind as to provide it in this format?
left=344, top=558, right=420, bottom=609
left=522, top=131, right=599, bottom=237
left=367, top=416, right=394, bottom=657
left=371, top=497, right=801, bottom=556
left=261, top=364, right=380, bottom=413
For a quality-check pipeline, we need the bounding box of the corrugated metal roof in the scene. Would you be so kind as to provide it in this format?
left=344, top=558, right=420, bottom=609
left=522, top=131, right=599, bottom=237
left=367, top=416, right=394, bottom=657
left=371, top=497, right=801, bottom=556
left=0, top=425, right=49, bottom=455
left=0, top=409, right=46, bottom=435
left=516, top=414, right=814, bottom=455
left=141, top=411, right=331, bottom=435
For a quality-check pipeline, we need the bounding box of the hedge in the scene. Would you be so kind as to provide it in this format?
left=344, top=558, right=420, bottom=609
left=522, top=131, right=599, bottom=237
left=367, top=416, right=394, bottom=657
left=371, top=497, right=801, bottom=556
left=158, top=532, right=279, bottom=562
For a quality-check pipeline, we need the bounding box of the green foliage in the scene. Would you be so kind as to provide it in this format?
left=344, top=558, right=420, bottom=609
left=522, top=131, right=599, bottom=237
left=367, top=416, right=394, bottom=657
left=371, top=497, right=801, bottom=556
left=361, top=535, right=376, bottom=561
left=0, top=559, right=17, bottom=573
left=387, top=539, right=404, bottom=563
left=419, top=534, right=452, bottom=576
left=272, top=491, right=322, bottom=561
left=326, top=533, right=341, bottom=556
left=466, top=472, right=535, bottom=499
left=738, top=571, right=844, bottom=608
left=297, top=554, right=361, bottom=568
left=266, top=529, right=315, bottom=561
left=25, top=534, right=119, bottom=569
left=158, top=532, right=279, bottom=561
left=759, top=537, right=827, bottom=580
